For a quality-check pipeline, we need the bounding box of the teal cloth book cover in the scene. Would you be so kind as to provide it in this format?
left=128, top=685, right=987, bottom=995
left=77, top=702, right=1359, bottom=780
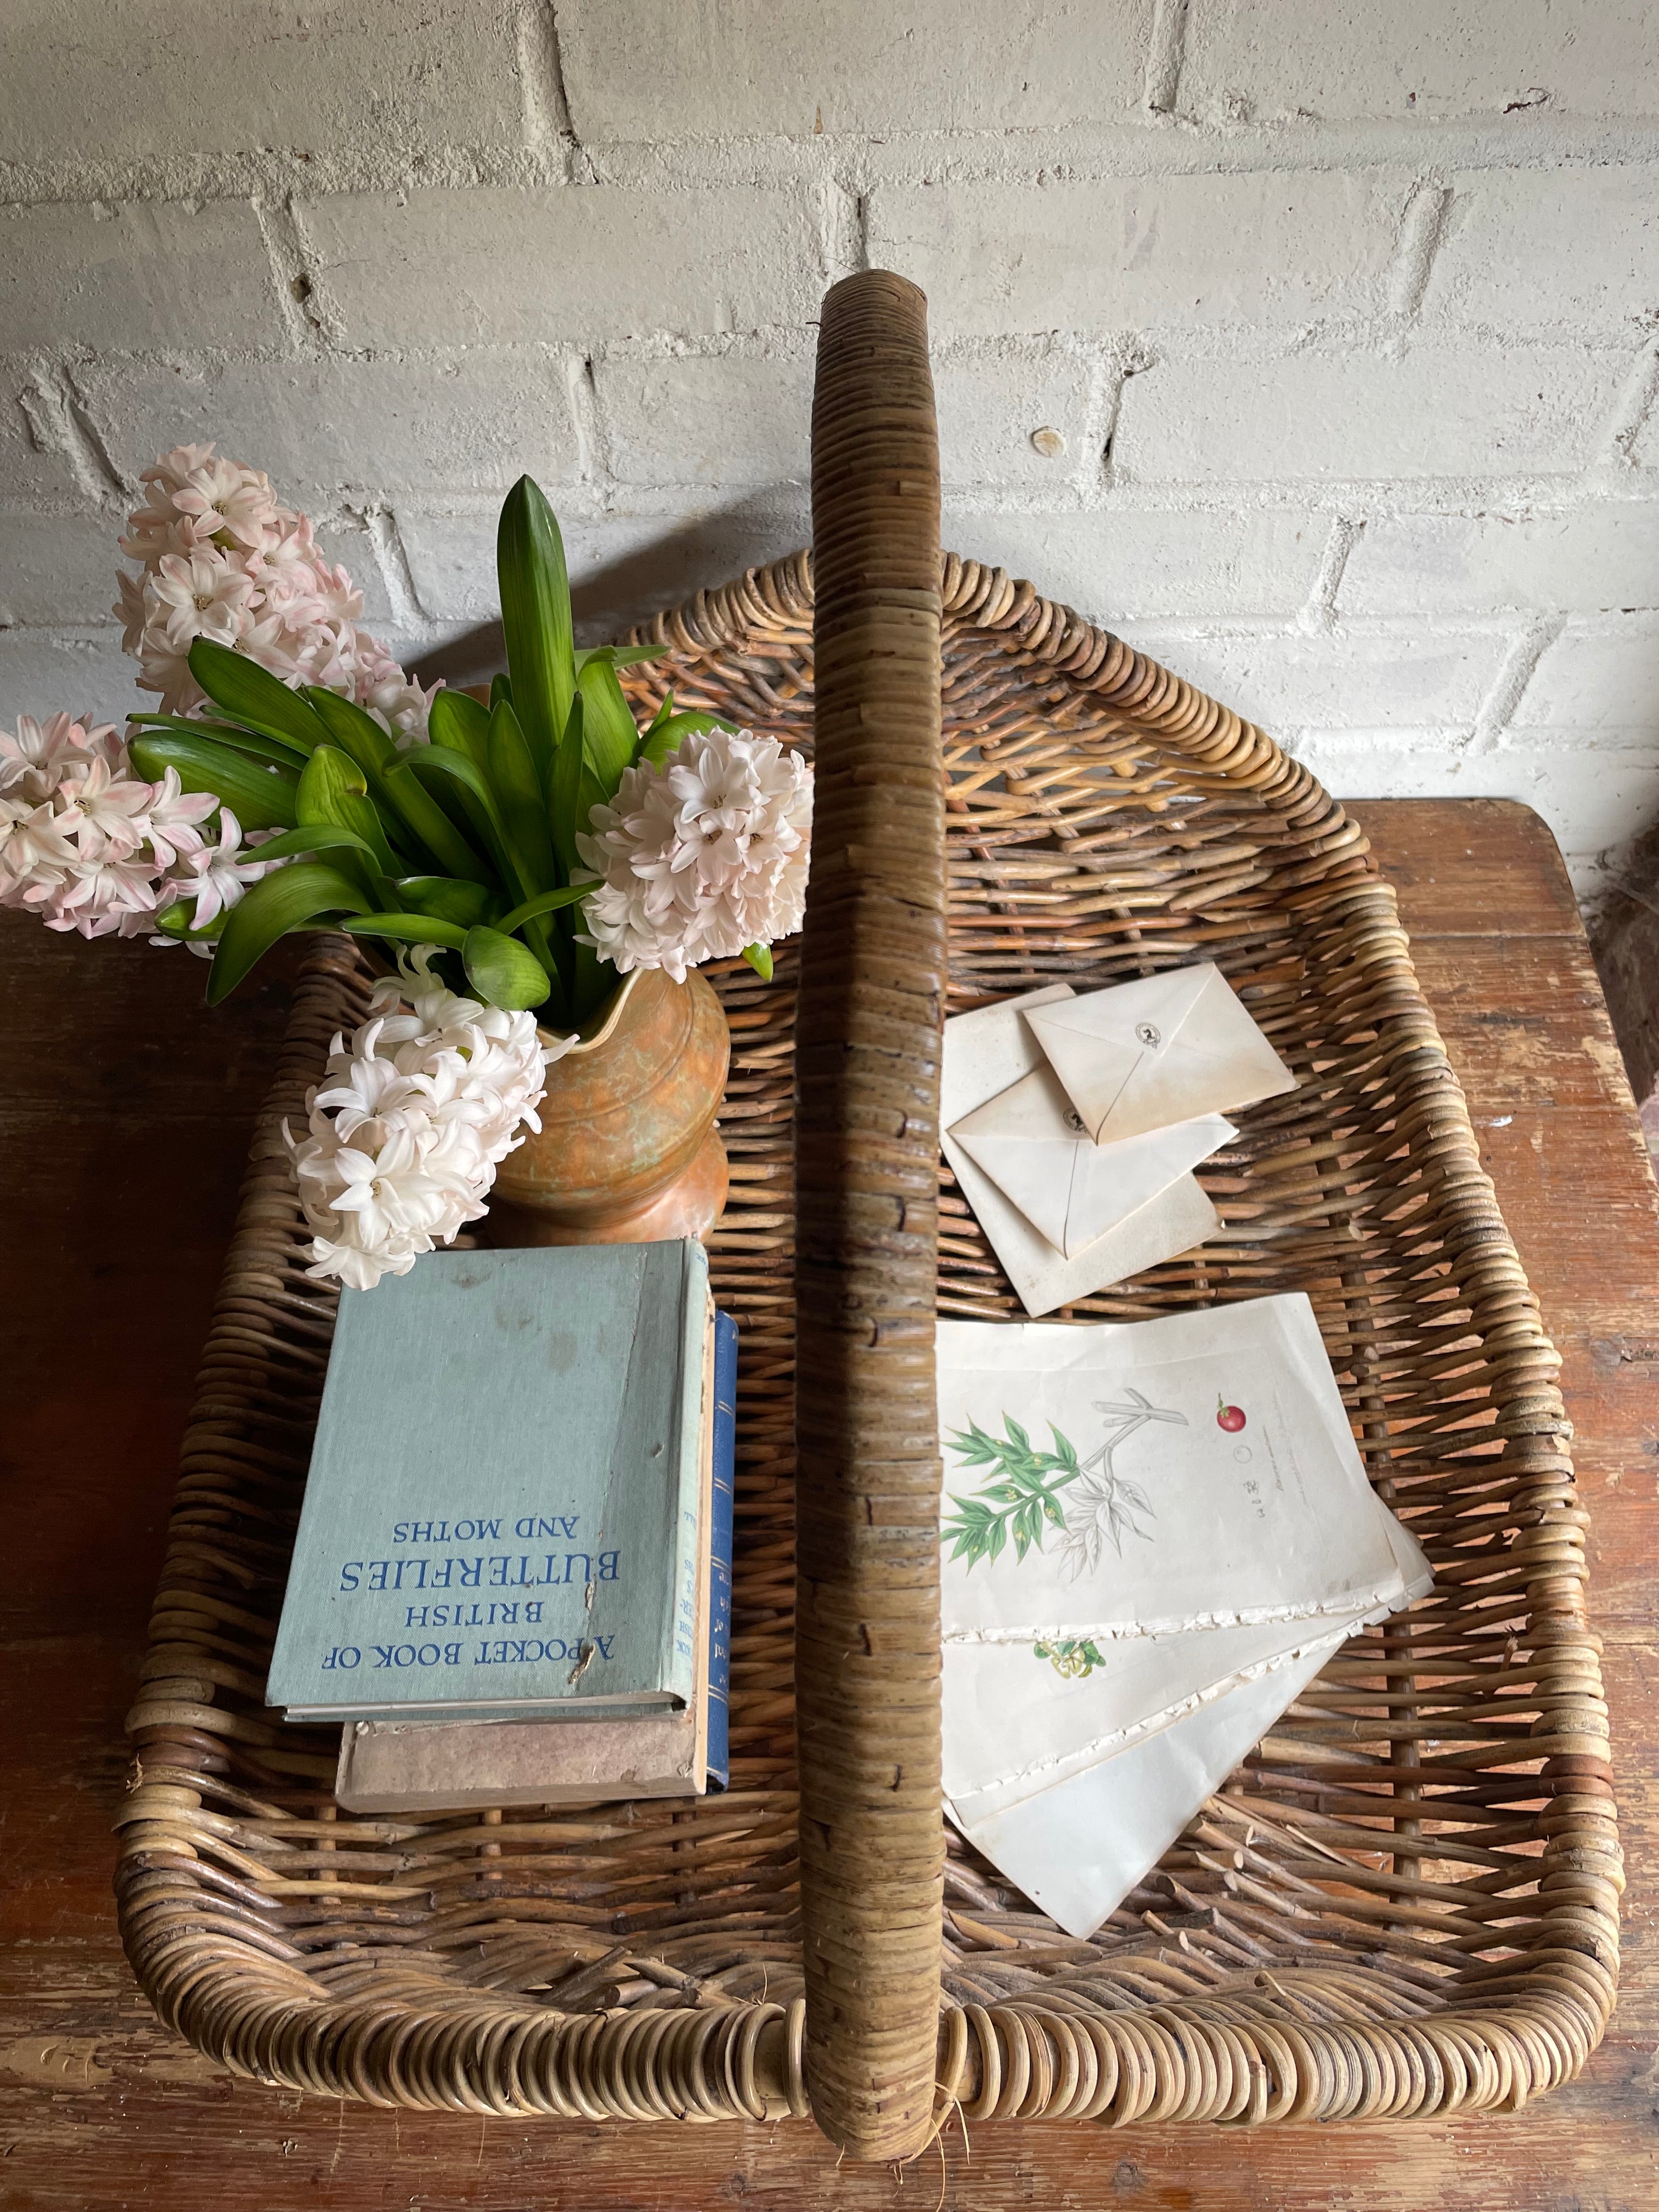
left=267, top=1239, right=710, bottom=1722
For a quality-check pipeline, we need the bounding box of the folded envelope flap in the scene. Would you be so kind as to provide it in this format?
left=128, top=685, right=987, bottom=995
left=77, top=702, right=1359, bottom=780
left=1025, top=966, right=1226, bottom=1136
left=952, top=1146, right=1080, bottom=1257
left=950, top=1063, right=1084, bottom=1144
left=1026, top=963, right=1220, bottom=1057
left=1058, top=1113, right=1235, bottom=1259
left=1187, top=967, right=1298, bottom=1093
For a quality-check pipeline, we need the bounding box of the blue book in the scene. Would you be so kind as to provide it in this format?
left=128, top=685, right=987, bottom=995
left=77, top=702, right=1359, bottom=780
left=268, top=1240, right=710, bottom=1724
left=706, top=1308, right=738, bottom=1790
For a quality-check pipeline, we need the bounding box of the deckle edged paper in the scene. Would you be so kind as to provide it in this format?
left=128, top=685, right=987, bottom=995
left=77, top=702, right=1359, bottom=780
left=938, top=1294, right=1411, bottom=1642
left=944, top=1507, right=1431, bottom=1827
left=935, top=1295, right=1432, bottom=1937
left=947, top=1633, right=1350, bottom=1940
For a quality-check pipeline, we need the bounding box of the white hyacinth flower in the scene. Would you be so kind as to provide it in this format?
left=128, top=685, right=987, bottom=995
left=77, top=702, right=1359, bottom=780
left=574, top=724, right=812, bottom=981
left=286, top=949, right=575, bottom=1290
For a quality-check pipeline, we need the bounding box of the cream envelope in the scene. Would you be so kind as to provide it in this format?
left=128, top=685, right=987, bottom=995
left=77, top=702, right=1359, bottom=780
left=951, top=1062, right=1235, bottom=1259
left=941, top=985, right=1220, bottom=1318
left=1024, top=962, right=1297, bottom=1147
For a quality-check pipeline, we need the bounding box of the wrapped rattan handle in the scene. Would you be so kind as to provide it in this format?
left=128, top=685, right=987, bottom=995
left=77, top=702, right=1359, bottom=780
left=794, top=270, right=947, bottom=2160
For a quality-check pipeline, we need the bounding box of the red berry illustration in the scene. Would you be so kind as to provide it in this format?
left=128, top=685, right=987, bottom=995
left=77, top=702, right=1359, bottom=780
left=1216, top=1395, right=1246, bottom=1434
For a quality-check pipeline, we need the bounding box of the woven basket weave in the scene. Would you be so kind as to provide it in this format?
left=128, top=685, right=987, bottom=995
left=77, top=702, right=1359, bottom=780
left=117, top=274, right=1619, bottom=2159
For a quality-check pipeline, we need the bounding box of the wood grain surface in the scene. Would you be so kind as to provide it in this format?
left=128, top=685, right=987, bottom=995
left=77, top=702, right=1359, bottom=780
left=2, top=798, right=1654, bottom=2211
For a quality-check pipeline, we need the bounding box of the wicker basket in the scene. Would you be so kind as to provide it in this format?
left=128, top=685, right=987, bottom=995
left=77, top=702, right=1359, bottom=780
left=118, top=273, right=1619, bottom=2160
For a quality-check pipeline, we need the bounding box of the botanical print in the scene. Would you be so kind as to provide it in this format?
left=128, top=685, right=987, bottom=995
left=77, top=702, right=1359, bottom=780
left=942, top=1387, right=1188, bottom=1580
left=1031, top=1637, right=1108, bottom=1679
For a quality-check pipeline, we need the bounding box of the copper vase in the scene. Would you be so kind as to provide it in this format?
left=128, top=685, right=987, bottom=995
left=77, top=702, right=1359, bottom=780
left=487, top=967, right=730, bottom=1246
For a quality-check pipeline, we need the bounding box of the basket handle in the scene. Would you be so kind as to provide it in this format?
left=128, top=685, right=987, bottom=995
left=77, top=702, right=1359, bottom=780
left=794, top=270, right=947, bottom=2160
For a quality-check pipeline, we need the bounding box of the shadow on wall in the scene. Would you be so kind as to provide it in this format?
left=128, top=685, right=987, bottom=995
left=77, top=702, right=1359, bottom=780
left=411, top=495, right=809, bottom=691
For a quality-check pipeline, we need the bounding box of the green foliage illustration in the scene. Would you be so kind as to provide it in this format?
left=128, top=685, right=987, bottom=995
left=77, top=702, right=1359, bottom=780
left=941, top=1388, right=1186, bottom=1579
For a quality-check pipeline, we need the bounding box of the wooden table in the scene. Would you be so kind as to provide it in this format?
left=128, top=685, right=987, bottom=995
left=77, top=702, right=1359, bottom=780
left=3, top=799, right=1654, bottom=2210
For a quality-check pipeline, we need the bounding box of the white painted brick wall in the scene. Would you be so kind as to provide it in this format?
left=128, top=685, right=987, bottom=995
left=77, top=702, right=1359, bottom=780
left=1112, top=346, right=1632, bottom=482
left=941, top=510, right=1329, bottom=618
left=595, top=350, right=815, bottom=487
left=5, top=1, right=1659, bottom=914
left=1339, top=506, right=1659, bottom=615
left=296, top=188, right=828, bottom=347
left=2, top=201, right=289, bottom=350
left=867, top=173, right=1407, bottom=334
left=1423, top=165, right=1659, bottom=334
left=557, top=0, right=1158, bottom=139
left=77, top=355, right=583, bottom=503
left=1510, top=619, right=1659, bottom=736
left=1177, top=0, right=1659, bottom=123
left=1, top=0, right=527, bottom=167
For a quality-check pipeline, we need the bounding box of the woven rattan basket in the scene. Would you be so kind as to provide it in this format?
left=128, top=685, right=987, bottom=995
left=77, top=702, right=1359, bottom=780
left=117, top=274, right=1619, bottom=2160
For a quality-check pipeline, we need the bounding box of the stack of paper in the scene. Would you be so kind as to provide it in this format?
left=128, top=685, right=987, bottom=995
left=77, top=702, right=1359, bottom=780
left=943, top=965, right=1297, bottom=1315
left=937, top=1294, right=1432, bottom=1938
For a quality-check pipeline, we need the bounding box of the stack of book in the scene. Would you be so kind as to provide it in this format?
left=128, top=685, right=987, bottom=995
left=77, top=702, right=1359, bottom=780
left=937, top=1293, right=1432, bottom=1938
left=266, top=1240, right=735, bottom=1814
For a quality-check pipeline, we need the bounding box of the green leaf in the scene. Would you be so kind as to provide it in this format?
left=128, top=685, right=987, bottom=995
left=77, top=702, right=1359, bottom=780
left=575, top=643, right=669, bottom=674
left=151, top=898, right=217, bottom=943
left=462, top=924, right=551, bottom=1012
left=400, top=746, right=524, bottom=894
left=393, top=875, right=499, bottom=927
left=549, top=692, right=585, bottom=878
left=206, top=861, right=369, bottom=1005
left=342, top=912, right=471, bottom=951
left=244, top=822, right=382, bottom=866
left=409, top=702, right=509, bottom=878
left=488, top=697, right=558, bottom=891
left=296, top=745, right=400, bottom=886
left=127, top=713, right=308, bottom=772
left=947, top=1421, right=1000, bottom=1469
left=427, top=687, right=492, bottom=769
left=127, top=730, right=298, bottom=831
left=637, top=708, right=729, bottom=769
left=742, top=942, right=774, bottom=981
left=489, top=673, right=513, bottom=714
left=494, top=882, right=590, bottom=935
left=187, top=639, right=329, bottom=753
left=292, top=686, right=470, bottom=879
left=497, top=475, right=574, bottom=787
left=577, top=654, right=640, bottom=800
left=300, top=685, right=396, bottom=771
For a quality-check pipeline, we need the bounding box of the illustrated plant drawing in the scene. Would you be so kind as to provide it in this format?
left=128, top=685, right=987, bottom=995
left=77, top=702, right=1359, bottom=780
left=942, top=1388, right=1188, bottom=1579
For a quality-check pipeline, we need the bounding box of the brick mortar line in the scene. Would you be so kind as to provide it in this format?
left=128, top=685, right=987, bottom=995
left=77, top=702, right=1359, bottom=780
left=1142, top=0, right=1192, bottom=116
left=9, top=325, right=1653, bottom=390
left=12, top=474, right=1659, bottom=527
left=6, top=325, right=1651, bottom=366
left=4, top=120, right=1659, bottom=208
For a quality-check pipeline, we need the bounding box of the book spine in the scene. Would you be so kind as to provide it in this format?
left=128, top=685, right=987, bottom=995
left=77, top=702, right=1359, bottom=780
left=667, top=1240, right=712, bottom=1706
left=706, top=1310, right=738, bottom=1789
